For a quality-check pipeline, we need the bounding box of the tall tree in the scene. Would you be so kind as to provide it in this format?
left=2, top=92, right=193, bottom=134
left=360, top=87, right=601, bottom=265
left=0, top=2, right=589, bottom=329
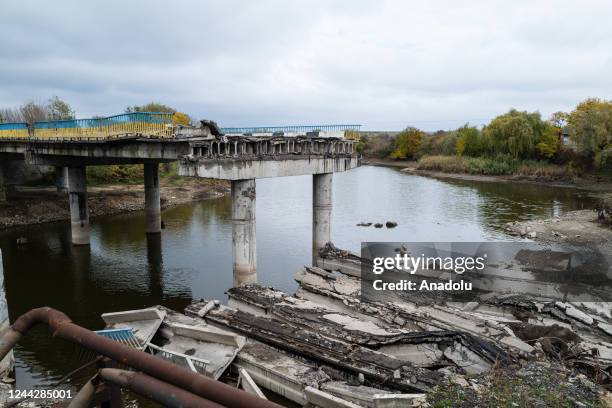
left=389, top=127, right=424, bottom=160
left=567, top=98, right=612, bottom=168
left=455, top=124, right=483, bottom=156
left=0, top=107, right=22, bottom=123
left=47, top=96, right=75, bottom=120
left=20, top=101, right=48, bottom=124
left=483, top=109, right=548, bottom=159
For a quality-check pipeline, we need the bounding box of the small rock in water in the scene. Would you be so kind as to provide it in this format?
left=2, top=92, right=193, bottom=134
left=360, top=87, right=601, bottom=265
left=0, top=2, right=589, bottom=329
left=386, top=221, right=398, bottom=228
left=374, top=223, right=383, bottom=228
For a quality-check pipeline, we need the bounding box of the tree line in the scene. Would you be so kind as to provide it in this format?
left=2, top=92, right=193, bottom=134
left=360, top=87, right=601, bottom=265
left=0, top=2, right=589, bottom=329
left=0, top=99, right=191, bottom=126
left=360, top=97, right=612, bottom=171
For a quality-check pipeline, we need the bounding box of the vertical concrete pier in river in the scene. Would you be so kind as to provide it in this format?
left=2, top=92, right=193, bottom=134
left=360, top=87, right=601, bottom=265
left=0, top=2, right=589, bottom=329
left=313, top=173, right=332, bottom=266
left=144, top=163, right=162, bottom=234
left=68, top=166, right=90, bottom=245
left=231, top=179, right=257, bottom=286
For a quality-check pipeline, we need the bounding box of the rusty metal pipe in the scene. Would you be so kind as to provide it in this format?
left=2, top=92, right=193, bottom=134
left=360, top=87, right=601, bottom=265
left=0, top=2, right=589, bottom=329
left=1, top=307, right=281, bottom=408
left=99, top=368, right=226, bottom=408
left=66, top=377, right=96, bottom=408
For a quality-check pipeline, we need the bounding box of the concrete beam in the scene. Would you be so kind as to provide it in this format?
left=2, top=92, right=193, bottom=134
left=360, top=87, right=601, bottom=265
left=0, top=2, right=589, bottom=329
left=313, top=173, right=332, bottom=266
left=144, top=163, right=161, bottom=234
left=232, top=179, right=257, bottom=286
left=68, top=167, right=90, bottom=245
left=180, top=155, right=360, bottom=180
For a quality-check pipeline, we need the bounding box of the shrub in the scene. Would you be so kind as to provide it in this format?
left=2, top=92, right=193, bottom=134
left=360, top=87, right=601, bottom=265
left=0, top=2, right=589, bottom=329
left=389, top=127, right=424, bottom=160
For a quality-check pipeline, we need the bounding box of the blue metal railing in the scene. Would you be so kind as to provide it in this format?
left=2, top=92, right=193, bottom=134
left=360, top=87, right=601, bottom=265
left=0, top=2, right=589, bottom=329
left=220, top=124, right=361, bottom=134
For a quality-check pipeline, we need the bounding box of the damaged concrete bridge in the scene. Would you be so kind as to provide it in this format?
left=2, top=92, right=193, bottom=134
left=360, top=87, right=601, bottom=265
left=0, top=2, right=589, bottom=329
left=0, top=113, right=361, bottom=285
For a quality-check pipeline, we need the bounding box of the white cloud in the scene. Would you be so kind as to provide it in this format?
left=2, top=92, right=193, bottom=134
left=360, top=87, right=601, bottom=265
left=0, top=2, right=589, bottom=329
left=0, top=0, right=611, bottom=130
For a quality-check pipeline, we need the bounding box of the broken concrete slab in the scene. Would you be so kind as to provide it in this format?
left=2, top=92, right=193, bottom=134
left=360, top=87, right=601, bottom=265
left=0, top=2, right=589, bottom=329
left=186, top=301, right=441, bottom=393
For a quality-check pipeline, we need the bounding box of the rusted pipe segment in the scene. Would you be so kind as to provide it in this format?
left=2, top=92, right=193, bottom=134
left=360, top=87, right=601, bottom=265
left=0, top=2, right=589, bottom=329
left=0, top=327, right=21, bottom=360
left=4, top=307, right=282, bottom=408
left=99, top=368, right=226, bottom=408
left=66, top=377, right=97, bottom=408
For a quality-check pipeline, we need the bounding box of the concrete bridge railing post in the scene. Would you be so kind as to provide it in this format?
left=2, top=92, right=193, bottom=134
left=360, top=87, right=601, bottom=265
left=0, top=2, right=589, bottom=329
left=232, top=179, right=257, bottom=286
left=68, top=166, right=90, bottom=246
left=144, top=163, right=161, bottom=234
left=313, top=173, right=332, bottom=266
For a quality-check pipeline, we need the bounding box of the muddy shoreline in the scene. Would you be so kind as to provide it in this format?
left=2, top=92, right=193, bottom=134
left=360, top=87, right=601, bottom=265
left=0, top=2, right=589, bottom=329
left=0, top=180, right=230, bottom=230
left=363, top=158, right=612, bottom=192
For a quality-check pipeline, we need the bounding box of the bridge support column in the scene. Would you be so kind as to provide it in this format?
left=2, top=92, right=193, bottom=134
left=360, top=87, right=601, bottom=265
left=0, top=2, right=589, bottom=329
left=232, top=179, right=256, bottom=286
left=0, top=167, right=6, bottom=202
left=144, top=163, right=161, bottom=234
left=313, top=173, right=332, bottom=266
left=68, top=166, right=90, bottom=246
left=55, top=166, right=69, bottom=193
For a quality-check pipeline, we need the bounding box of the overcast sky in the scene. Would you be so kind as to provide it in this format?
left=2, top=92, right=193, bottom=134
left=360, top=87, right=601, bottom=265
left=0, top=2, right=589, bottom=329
left=1, top=1, right=611, bottom=130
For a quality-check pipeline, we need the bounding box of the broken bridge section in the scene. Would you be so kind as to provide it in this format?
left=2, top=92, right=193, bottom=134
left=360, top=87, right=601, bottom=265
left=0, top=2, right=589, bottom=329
left=179, top=134, right=361, bottom=286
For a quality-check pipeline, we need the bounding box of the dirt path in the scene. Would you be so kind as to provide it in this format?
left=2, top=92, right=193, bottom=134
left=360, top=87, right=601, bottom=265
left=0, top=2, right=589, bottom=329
left=0, top=180, right=229, bottom=229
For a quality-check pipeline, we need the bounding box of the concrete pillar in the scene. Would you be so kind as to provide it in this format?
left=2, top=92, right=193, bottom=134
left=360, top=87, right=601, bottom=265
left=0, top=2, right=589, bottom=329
left=0, top=167, right=6, bottom=202
left=313, top=173, right=333, bottom=265
left=144, top=163, right=161, bottom=234
left=68, top=166, right=90, bottom=246
left=232, top=179, right=256, bottom=286
left=55, top=166, right=69, bottom=193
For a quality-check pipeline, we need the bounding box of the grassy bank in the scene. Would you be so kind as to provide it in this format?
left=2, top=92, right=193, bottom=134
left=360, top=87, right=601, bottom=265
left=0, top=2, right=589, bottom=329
left=416, top=155, right=572, bottom=178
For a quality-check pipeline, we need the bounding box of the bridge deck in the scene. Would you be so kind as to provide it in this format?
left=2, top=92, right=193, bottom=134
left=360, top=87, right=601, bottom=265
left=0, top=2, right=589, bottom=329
left=0, top=112, right=361, bottom=141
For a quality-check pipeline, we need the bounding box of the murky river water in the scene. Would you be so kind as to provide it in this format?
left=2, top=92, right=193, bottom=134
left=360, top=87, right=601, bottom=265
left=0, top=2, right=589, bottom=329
left=0, top=165, right=600, bottom=392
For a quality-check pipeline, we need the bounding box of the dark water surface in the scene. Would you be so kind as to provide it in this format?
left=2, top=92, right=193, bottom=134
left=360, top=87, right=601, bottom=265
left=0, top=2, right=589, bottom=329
left=0, top=165, right=600, bottom=390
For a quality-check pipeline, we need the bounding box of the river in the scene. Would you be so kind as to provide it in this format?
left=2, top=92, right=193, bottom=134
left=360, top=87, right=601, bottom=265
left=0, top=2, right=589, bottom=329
left=0, top=165, right=600, bottom=391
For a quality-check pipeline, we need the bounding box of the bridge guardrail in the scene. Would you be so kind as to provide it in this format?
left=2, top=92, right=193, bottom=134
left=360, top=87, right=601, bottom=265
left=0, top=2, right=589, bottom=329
left=0, top=113, right=362, bottom=141
left=0, top=112, right=174, bottom=140
left=220, top=124, right=361, bottom=134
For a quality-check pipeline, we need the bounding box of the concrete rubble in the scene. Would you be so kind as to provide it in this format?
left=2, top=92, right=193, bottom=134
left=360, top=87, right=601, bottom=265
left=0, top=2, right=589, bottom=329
left=94, top=244, right=612, bottom=406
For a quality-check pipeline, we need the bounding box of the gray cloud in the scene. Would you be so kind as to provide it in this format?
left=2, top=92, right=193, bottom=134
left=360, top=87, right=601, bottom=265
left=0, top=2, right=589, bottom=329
left=0, top=0, right=611, bottom=130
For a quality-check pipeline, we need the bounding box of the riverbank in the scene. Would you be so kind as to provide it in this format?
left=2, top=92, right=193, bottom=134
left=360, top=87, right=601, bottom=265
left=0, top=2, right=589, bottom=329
left=0, top=179, right=230, bottom=229
left=505, top=209, right=612, bottom=246
left=363, top=158, right=612, bottom=192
